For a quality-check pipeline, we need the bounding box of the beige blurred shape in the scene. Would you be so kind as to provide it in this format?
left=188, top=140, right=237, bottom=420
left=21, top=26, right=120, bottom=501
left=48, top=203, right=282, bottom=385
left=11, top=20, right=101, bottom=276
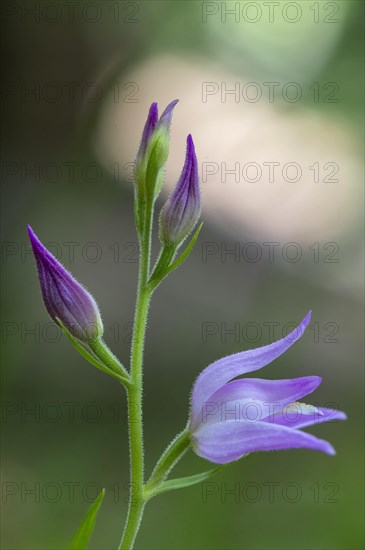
left=92, top=55, right=362, bottom=244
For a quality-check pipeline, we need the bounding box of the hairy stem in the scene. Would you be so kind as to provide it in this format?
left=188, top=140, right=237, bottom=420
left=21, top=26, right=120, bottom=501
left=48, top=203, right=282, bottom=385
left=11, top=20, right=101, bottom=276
left=119, top=203, right=153, bottom=550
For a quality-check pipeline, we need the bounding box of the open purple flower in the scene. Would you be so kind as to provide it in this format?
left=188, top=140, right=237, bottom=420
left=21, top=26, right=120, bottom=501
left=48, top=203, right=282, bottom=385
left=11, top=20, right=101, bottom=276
left=190, top=312, right=346, bottom=464
left=28, top=225, right=103, bottom=342
left=160, top=134, right=201, bottom=247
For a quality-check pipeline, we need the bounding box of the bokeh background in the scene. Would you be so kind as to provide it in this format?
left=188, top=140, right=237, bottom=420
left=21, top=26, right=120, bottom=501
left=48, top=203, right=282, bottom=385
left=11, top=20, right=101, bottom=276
left=1, top=1, right=364, bottom=549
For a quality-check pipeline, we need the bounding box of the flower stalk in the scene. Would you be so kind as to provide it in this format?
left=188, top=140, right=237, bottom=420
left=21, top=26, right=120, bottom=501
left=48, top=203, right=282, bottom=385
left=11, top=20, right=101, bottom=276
left=144, top=428, right=191, bottom=497
left=119, top=145, right=154, bottom=548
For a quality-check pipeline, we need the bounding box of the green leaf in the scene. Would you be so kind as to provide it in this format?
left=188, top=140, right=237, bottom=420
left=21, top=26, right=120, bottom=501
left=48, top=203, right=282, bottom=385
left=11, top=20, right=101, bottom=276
left=71, top=488, right=105, bottom=550
left=166, top=223, right=203, bottom=276
left=57, top=319, right=130, bottom=386
left=145, top=464, right=226, bottom=499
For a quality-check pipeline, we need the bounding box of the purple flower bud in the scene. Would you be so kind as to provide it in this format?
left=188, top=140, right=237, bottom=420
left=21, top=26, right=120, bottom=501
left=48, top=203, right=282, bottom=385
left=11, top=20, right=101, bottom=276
left=135, top=100, right=179, bottom=201
left=136, top=102, right=158, bottom=166
left=148, top=99, right=179, bottom=172
left=28, top=225, right=103, bottom=342
left=160, top=134, right=201, bottom=246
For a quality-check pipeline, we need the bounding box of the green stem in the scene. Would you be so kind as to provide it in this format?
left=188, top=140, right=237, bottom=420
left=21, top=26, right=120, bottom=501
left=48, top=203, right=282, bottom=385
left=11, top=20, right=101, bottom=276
left=119, top=203, right=153, bottom=550
left=148, top=244, right=176, bottom=289
left=144, top=428, right=191, bottom=497
left=89, top=338, right=129, bottom=381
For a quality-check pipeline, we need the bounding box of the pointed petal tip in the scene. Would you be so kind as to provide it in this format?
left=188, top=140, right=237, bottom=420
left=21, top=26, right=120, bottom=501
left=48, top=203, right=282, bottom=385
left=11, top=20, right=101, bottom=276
left=308, top=375, right=322, bottom=389
left=159, top=99, right=179, bottom=124
left=186, top=134, right=195, bottom=153
left=325, top=444, right=336, bottom=456
left=149, top=102, right=158, bottom=118
left=298, top=309, right=312, bottom=332
left=284, top=310, right=312, bottom=344
left=303, top=310, right=312, bottom=326
left=312, top=436, right=336, bottom=456
left=27, top=224, right=41, bottom=249
left=187, top=134, right=196, bottom=150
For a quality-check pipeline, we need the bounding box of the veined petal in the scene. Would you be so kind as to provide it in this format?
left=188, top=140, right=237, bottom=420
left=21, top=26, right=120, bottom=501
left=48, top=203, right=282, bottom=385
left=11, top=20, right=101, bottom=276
left=28, top=225, right=103, bottom=342
left=160, top=134, right=201, bottom=246
left=191, top=376, right=321, bottom=430
left=192, top=419, right=335, bottom=464
left=191, top=312, right=312, bottom=426
left=263, top=404, right=347, bottom=429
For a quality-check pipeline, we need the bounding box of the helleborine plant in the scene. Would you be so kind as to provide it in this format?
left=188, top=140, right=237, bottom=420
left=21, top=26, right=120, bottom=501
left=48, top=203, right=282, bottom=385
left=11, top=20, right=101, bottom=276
left=28, top=101, right=346, bottom=550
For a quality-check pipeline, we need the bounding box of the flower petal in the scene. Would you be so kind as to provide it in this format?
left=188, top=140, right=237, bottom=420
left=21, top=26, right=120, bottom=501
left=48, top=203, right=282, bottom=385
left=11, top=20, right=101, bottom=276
left=263, top=404, right=348, bottom=429
left=158, top=99, right=179, bottom=128
left=192, top=419, right=335, bottom=464
left=191, top=376, right=321, bottom=430
left=191, top=311, right=312, bottom=426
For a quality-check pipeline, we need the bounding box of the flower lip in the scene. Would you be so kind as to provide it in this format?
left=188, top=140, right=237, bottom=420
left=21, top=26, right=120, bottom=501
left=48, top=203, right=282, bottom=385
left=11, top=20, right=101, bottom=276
left=28, top=225, right=103, bottom=342
left=192, top=375, right=323, bottom=432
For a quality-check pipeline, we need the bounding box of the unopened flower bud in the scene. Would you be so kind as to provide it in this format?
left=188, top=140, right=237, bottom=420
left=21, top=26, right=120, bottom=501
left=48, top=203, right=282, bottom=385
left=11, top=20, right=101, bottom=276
left=160, top=134, right=201, bottom=247
left=28, top=225, right=103, bottom=342
left=149, top=99, right=179, bottom=169
left=135, top=100, right=179, bottom=203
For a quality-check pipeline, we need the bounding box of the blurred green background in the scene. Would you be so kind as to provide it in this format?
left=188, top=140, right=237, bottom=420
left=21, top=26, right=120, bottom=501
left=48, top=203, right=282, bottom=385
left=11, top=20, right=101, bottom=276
left=1, top=1, right=364, bottom=549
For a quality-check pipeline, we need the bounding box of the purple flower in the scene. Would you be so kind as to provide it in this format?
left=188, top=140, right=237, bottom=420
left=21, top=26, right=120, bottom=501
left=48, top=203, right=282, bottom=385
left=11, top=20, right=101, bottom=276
left=28, top=225, right=103, bottom=342
left=190, top=312, right=346, bottom=464
left=160, top=134, right=201, bottom=246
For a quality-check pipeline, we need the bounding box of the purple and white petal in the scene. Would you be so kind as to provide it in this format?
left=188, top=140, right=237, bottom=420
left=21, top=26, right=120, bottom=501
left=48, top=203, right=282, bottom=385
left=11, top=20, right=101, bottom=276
left=192, top=419, right=335, bottom=464
left=191, top=375, right=321, bottom=430
left=191, top=311, right=312, bottom=424
left=263, top=404, right=347, bottom=429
